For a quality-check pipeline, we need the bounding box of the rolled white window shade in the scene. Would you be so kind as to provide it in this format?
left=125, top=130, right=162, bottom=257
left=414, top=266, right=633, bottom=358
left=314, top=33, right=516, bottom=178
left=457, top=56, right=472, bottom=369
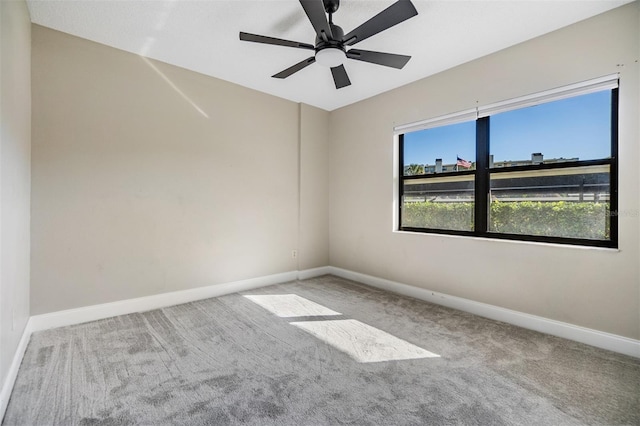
left=394, top=108, right=477, bottom=135
left=477, top=73, right=618, bottom=118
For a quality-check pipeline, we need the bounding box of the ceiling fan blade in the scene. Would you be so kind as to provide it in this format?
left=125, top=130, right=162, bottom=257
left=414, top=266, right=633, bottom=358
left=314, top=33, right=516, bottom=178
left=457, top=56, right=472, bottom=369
left=272, top=57, right=316, bottom=79
left=342, top=0, right=418, bottom=46
left=346, top=49, right=411, bottom=69
left=330, top=65, right=351, bottom=89
left=240, top=32, right=314, bottom=50
left=299, top=0, right=333, bottom=41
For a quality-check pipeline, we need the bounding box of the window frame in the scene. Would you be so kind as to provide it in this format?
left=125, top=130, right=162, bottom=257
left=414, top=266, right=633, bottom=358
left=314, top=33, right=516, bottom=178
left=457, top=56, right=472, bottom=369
left=397, top=85, right=619, bottom=248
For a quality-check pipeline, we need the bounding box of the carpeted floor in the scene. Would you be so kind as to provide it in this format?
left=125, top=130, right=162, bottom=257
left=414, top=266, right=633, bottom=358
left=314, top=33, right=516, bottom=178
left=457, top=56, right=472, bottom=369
left=3, top=275, right=640, bottom=425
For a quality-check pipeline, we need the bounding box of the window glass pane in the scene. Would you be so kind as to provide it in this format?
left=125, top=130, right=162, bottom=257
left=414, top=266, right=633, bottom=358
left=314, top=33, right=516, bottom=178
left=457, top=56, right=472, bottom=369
left=403, top=121, right=475, bottom=175
left=402, top=175, right=474, bottom=231
left=488, top=165, right=610, bottom=240
left=490, top=91, right=611, bottom=168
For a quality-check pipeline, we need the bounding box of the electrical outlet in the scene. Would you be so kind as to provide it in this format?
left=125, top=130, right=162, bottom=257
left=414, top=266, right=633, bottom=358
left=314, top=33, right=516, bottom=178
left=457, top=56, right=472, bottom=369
left=292, top=250, right=298, bottom=259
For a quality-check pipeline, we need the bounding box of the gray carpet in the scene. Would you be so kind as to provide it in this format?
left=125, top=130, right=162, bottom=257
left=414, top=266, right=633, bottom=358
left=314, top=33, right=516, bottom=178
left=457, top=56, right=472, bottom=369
left=3, top=275, right=639, bottom=425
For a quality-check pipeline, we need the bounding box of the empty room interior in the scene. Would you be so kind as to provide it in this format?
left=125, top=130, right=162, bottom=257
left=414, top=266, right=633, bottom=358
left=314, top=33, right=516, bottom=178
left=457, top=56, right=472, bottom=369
left=1, top=0, right=639, bottom=424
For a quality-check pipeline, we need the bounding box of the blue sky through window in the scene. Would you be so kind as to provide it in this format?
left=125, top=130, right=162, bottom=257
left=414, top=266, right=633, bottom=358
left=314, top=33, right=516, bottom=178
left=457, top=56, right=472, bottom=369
left=403, top=90, right=611, bottom=167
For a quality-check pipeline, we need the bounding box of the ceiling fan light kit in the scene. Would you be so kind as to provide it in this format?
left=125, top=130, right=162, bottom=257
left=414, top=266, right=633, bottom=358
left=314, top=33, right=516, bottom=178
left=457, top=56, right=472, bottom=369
left=239, top=0, right=418, bottom=89
left=315, top=47, right=346, bottom=67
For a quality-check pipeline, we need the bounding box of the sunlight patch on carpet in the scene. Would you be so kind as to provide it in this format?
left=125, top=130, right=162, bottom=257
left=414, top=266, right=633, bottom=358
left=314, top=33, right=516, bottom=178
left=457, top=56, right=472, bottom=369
left=291, top=319, right=440, bottom=363
left=244, top=294, right=342, bottom=318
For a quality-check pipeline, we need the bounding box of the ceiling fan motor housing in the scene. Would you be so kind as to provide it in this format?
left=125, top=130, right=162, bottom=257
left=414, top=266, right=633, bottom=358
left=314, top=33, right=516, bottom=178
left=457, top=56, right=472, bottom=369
left=315, top=23, right=344, bottom=50
left=315, top=23, right=346, bottom=67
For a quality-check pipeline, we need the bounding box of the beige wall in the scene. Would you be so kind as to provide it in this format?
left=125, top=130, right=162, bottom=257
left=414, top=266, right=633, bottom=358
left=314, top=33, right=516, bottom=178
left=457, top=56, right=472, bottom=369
left=329, top=3, right=640, bottom=339
left=31, top=25, right=304, bottom=314
left=299, top=104, right=330, bottom=270
left=0, top=0, right=31, bottom=398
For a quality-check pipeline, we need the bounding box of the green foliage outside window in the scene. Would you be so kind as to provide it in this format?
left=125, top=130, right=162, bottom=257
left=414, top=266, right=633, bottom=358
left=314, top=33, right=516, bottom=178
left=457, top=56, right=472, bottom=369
left=402, top=201, right=610, bottom=240
left=402, top=201, right=474, bottom=232
left=404, top=164, right=425, bottom=176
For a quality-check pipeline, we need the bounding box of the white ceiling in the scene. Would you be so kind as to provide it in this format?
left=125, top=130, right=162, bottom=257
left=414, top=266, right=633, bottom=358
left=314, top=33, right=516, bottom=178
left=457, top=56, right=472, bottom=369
left=27, top=0, right=631, bottom=111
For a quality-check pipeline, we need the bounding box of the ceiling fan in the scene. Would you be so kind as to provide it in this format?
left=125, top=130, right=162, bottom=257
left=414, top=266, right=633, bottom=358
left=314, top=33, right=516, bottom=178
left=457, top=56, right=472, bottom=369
left=239, top=0, right=418, bottom=89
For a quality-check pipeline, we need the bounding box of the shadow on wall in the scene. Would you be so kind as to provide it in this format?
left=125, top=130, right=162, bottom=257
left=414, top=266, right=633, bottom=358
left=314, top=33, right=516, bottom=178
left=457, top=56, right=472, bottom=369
left=137, top=0, right=209, bottom=118
left=140, top=56, right=209, bottom=118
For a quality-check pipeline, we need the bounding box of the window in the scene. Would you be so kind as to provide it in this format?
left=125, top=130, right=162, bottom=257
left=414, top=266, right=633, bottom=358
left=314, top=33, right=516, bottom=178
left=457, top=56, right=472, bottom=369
left=401, top=121, right=475, bottom=231
left=397, top=76, right=618, bottom=248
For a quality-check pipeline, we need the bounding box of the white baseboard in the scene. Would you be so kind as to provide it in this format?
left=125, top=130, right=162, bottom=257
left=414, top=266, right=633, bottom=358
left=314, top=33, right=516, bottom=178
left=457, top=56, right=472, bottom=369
left=0, top=319, right=33, bottom=422
left=328, top=266, right=640, bottom=359
left=27, top=267, right=331, bottom=333
left=29, top=270, right=300, bottom=333
left=297, top=266, right=332, bottom=280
